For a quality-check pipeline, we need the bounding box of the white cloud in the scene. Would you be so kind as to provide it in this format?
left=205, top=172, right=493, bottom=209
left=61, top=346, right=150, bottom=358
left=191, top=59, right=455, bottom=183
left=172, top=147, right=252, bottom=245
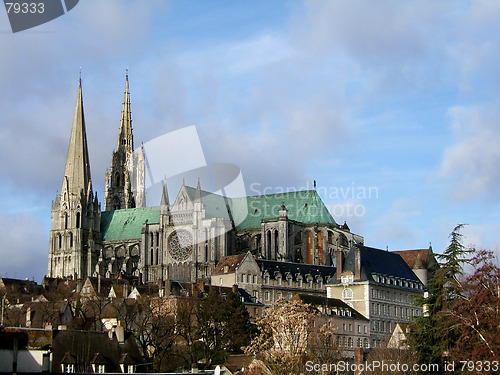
left=441, top=105, right=500, bottom=200
left=0, top=213, right=47, bottom=281
left=376, top=198, right=422, bottom=243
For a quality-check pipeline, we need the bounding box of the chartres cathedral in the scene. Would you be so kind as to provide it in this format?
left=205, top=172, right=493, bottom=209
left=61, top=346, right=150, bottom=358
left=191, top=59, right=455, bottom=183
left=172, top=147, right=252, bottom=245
left=47, top=76, right=363, bottom=283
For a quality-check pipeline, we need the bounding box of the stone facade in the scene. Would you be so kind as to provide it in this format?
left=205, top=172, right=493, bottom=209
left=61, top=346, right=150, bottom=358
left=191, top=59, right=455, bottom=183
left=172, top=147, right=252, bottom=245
left=326, top=245, right=425, bottom=347
left=47, top=77, right=361, bottom=284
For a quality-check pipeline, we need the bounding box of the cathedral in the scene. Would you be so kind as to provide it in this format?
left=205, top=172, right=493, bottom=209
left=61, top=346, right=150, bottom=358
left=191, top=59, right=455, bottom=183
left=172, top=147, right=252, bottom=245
left=47, top=76, right=363, bottom=284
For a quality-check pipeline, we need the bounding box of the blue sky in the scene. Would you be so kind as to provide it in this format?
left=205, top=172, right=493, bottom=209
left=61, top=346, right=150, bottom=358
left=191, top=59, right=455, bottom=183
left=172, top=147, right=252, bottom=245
left=1, top=0, right=500, bottom=281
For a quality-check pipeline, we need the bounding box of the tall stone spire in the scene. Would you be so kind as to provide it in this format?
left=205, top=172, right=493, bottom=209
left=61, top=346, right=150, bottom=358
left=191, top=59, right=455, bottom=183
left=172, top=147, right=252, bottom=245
left=104, top=72, right=137, bottom=211
left=61, top=77, right=92, bottom=199
left=48, top=77, right=101, bottom=280
left=117, top=70, right=133, bottom=153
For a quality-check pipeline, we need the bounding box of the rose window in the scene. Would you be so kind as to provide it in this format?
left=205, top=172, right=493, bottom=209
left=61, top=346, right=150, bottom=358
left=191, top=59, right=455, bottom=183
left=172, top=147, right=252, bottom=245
left=168, top=231, right=193, bottom=261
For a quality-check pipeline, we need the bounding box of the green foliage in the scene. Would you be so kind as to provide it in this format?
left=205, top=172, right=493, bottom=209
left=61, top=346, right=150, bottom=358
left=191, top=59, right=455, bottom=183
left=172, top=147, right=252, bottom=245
left=197, top=289, right=253, bottom=367
left=410, top=225, right=500, bottom=373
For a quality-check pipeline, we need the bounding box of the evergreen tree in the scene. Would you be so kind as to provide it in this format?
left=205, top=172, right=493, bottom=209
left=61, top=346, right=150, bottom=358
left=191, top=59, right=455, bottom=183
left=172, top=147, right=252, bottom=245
left=197, top=288, right=252, bottom=367
left=410, top=224, right=476, bottom=373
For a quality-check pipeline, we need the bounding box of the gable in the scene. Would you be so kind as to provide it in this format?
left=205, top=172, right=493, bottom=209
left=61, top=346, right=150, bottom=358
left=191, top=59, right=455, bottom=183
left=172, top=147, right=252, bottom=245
left=172, top=184, right=193, bottom=211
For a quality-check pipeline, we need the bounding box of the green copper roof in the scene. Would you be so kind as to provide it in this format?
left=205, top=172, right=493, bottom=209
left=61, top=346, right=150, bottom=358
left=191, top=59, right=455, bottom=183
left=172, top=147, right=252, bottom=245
left=185, top=186, right=232, bottom=220
left=231, top=190, right=336, bottom=229
left=101, top=207, right=160, bottom=241
left=100, top=190, right=335, bottom=241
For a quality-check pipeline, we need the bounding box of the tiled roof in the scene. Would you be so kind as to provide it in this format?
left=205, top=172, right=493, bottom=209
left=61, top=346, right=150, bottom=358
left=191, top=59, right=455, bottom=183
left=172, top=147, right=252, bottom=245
left=101, top=207, right=160, bottom=241
left=212, top=253, right=247, bottom=275
left=393, top=248, right=434, bottom=269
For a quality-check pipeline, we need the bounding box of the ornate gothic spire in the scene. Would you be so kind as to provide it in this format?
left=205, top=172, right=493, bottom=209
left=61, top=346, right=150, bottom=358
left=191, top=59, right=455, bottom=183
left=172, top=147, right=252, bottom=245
left=117, top=70, right=133, bottom=153
left=61, top=77, right=92, bottom=200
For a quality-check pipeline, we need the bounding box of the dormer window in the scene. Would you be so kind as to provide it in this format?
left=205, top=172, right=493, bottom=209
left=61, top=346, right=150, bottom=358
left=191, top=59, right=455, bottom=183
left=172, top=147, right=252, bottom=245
left=341, top=274, right=354, bottom=285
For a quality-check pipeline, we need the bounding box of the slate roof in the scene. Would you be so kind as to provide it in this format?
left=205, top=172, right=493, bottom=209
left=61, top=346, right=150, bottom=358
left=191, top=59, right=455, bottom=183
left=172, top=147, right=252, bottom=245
left=52, top=330, right=143, bottom=372
left=329, top=245, right=423, bottom=286
left=256, top=259, right=336, bottom=281
left=294, top=294, right=368, bottom=321
left=100, top=188, right=336, bottom=241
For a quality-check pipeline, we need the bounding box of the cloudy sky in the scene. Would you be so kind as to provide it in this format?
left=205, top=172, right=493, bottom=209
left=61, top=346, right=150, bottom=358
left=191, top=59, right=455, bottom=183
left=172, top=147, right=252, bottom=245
left=1, top=0, right=500, bottom=282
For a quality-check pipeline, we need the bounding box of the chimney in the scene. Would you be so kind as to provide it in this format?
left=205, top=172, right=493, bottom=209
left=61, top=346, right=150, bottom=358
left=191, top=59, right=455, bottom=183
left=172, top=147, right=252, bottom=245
left=26, top=307, right=31, bottom=328
left=354, top=348, right=364, bottom=375
left=232, top=284, right=238, bottom=293
left=158, top=278, right=163, bottom=291
left=354, top=247, right=361, bottom=280
left=199, top=280, right=205, bottom=293
left=123, top=284, right=129, bottom=298
left=115, top=325, right=125, bottom=344
left=336, top=251, right=343, bottom=280
left=165, top=279, right=171, bottom=297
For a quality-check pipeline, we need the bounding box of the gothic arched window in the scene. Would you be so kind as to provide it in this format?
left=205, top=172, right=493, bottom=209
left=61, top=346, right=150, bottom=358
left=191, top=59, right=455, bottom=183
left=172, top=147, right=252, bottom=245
left=113, top=197, right=120, bottom=210
left=274, top=230, right=279, bottom=259
left=76, top=212, right=81, bottom=229
left=343, top=288, right=353, bottom=300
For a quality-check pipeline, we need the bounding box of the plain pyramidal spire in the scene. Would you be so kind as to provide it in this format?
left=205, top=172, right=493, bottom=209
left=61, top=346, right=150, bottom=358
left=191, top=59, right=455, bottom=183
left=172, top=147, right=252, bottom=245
left=161, top=177, right=170, bottom=207
left=61, top=76, right=92, bottom=199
